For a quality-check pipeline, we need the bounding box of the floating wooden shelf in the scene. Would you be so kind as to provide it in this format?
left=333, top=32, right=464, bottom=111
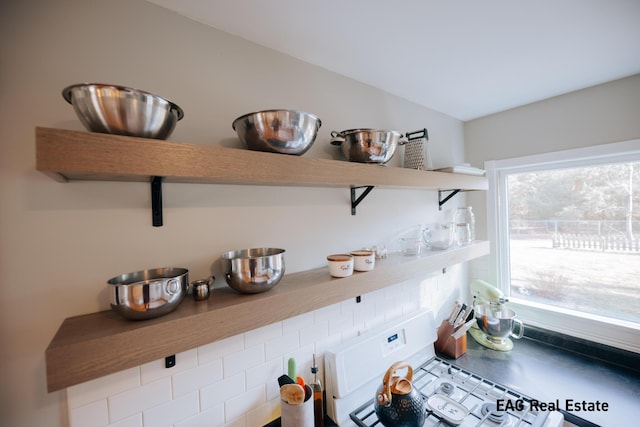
left=45, top=241, right=489, bottom=392
left=38, top=127, right=490, bottom=392
left=35, top=126, right=487, bottom=195
left=35, top=127, right=489, bottom=189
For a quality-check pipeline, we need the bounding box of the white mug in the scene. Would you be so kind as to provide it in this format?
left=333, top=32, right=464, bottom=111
left=327, top=254, right=354, bottom=277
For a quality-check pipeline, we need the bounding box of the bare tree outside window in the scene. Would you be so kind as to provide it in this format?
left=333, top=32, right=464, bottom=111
left=506, top=162, right=640, bottom=324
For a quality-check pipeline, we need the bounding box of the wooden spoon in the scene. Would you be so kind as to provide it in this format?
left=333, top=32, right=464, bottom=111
left=280, top=383, right=305, bottom=405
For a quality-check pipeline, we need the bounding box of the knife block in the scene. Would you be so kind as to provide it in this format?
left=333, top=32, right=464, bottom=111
left=435, top=320, right=467, bottom=359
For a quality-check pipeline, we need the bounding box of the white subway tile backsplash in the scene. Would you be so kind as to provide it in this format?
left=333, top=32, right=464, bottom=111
left=328, top=309, right=354, bottom=336
left=225, top=385, right=265, bottom=422
left=265, top=376, right=282, bottom=402
left=383, top=282, right=403, bottom=299
left=313, top=303, right=341, bottom=322
left=313, top=333, right=343, bottom=358
left=351, top=300, right=376, bottom=330
left=299, top=319, right=329, bottom=347
left=172, top=359, right=223, bottom=397
left=246, top=397, right=280, bottom=427
left=67, top=367, right=140, bottom=409
left=200, top=372, right=246, bottom=410
left=108, top=377, right=171, bottom=422
left=198, top=334, right=244, bottom=364
left=175, top=403, right=224, bottom=427
left=141, top=348, right=198, bottom=385
left=246, top=357, right=281, bottom=391
left=264, top=331, right=299, bottom=360
left=223, top=345, right=265, bottom=378
left=69, top=398, right=109, bottom=427
left=65, top=276, right=460, bottom=427
left=107, top=414, right=142, bottom=427
left=143, top=391, right=199, bottom=427
left=282, top=311, right=314, bottom=334
left=223, top=415, right=247, bottom=427
left=244, top=322, right=282, bottom=348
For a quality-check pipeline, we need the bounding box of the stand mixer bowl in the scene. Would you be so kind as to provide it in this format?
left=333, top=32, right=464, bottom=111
left=475, top=304, right=524, bottom=341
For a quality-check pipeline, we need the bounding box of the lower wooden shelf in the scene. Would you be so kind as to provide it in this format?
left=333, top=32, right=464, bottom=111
left=45, top=241, right=489, bottom=392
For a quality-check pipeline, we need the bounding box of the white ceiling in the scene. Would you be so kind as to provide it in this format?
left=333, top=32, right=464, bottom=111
left=146, top=0, right=640, bottom=121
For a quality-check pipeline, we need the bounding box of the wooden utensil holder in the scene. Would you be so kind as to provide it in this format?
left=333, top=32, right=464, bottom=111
left=435, top=320, right=467, bottom=359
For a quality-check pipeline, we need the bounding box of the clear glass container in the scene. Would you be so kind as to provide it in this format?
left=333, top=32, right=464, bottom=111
left=310, top=355, right=324, bottom=427
left=454, top=207, right=475, bottom=245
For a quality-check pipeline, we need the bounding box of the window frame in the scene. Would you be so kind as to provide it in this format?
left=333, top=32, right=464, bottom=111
left=485, top=139, right=640, bottom=353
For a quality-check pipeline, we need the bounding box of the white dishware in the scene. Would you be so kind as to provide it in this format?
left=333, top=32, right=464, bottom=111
left=350, top=250, right=375, bottom=271
left=327, top=254, right=354, bottom=277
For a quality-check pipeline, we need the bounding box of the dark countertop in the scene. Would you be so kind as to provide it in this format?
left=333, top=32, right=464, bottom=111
left=443, top=328, right=640, bottom=427
left=266, top=327, right=639, bottom=427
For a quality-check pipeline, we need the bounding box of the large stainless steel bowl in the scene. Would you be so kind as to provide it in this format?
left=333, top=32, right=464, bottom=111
left=474, top=305, right=524, bottom=340
left=330, top=129, right=405, bottom=163
left=221, top=248, right=285, bottom=293
left=108, top=267, right=188, bottom=320
left=232, top=110, right=321, bottom=155
left=62, top=83, right=184, bottom=139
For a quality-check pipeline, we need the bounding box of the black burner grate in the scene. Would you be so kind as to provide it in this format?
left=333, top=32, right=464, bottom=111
left=349, top=357, right=551, bottom=427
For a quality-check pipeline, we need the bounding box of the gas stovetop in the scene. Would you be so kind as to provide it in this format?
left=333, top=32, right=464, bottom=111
left=324, top=311, right=563, bottom=427
left=349, top=357, right=555, bottom=427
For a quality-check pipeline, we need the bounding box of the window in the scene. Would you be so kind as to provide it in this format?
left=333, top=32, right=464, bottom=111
left=486, top=140, right=640, bottom=352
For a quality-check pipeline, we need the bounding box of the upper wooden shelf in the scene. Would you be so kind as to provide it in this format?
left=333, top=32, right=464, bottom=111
left=35, top=127, right=488, bottom=191
left=45, top=241, right=490, bottom=392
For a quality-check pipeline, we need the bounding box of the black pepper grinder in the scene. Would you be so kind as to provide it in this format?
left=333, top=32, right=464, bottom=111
left=310, top=354, right=324, bottom=427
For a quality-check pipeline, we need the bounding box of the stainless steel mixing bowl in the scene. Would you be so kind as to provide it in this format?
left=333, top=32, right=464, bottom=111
left=108, top=267, right=189, bottom=320
left=221, top=248, right=285, bottom=293
left=232, top=109, right=321, bottom=155
left=62, top=83, right=184, bottom=139
left=474, top=304, right=524, bottom=340
left=330, top=129, right=405, bottom=163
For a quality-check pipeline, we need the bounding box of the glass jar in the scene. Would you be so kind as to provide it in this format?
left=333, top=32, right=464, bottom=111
left=454, top=207, right=475, bottom=245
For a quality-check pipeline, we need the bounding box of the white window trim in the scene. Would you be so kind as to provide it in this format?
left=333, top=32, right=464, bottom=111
left=485, top=139, right=640, bottom=353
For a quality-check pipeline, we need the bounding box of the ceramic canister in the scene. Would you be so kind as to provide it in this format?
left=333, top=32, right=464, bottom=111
left=327, top=254, right=354, bottom=277
left=350, top=250, right=375, bottom=271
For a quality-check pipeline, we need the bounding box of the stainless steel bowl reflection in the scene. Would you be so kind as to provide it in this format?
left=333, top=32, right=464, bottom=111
left=62, top=83, right=184, bottom=139
left=221, top=248, right=285, bottom=293
left=232, top=109, right=321, bottom=155
left=108, top=267, right=189, bottom=320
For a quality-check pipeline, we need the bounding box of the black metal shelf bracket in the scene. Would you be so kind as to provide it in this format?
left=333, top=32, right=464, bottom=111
left=151, top=176, right=164, bottom=227
left=351, top=185, right=375, bottom=215
left=438, top=189, right=461, bottom=210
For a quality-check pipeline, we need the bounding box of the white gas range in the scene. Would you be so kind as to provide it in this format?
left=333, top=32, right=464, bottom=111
left=324, top=311, right=564, bottom=427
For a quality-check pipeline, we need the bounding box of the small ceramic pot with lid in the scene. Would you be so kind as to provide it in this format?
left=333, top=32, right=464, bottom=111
left=327, top=254, right=354, bottom=278
left=350, top=250, right=375, bottom=271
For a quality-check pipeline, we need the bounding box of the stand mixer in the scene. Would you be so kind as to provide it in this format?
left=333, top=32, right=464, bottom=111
left=469, top=280, right=524, bottom=351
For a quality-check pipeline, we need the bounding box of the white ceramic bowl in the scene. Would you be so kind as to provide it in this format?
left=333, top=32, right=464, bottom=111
left=350, top=250, right=375, bottom=271
left=327, top=254, right=354, bottom=278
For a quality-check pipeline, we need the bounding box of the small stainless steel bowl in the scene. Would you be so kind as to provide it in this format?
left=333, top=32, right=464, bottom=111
left=232, top=109, right=321, bottom=155
left=221, top=248, right=285, bottom=293
left=108, top=267, right=188, bottom=320
left=62, top=83, right=184, bottom=139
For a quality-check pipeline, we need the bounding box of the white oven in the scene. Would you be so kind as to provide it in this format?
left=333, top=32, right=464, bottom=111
left=324, top=311, right=564, bottom=427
